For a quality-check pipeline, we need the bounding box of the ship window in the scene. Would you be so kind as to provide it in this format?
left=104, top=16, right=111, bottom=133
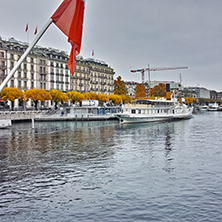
left=132, top=109, right=136, bottom=114
left=138, top=110, right=141, bottom=114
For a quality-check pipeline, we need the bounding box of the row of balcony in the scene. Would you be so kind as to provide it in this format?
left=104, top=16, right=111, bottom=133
left=72, top=76, right=91, bottom=80
left=75, top=68, right=90, bottom=74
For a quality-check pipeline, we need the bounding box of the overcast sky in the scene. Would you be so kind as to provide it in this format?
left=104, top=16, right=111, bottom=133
left=1, top=0, right=222, bottom=91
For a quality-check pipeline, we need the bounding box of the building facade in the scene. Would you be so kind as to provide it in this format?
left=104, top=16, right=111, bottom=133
left=185, top=87, right=210, bottom=99
left=0, top=37, right=115, bottom=108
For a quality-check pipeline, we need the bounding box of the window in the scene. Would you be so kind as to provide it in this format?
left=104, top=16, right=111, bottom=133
left=31, top=73, right=34, bottom=79
left=18, top=80, right=21, bottom=88
left=10, top=61, right=14, bottom=69
left=31, top=81, right=34, bottom=88
left=1, top=52, right=4, bottom=57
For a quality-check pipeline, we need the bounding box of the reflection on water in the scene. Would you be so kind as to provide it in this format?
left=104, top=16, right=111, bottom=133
left=0, top=113, right=222, bottom=222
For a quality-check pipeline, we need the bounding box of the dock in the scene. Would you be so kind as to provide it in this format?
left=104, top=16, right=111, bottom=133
left=0, top=106, right=121, bottom=123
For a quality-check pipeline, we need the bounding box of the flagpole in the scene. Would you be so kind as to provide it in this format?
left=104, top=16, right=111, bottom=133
left=0, top=19, right=53, bottom=93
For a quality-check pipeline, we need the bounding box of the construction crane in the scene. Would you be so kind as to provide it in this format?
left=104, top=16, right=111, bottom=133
left=131, top=65, right=188, bottom=86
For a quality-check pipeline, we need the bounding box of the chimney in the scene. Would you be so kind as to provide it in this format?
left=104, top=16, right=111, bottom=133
left=166, top=83, right=171, bottom=100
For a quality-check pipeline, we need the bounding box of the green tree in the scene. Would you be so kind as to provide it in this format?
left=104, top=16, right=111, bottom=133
left=25, top=88, right=52, bottom=110
left=135, top=84, right=146, bottom=99
left=114, top=76, right=127, bottom=95
left=0, top=87, right=24, bottom=110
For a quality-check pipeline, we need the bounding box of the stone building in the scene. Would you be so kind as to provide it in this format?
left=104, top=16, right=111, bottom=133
left=0, top=36, right=115, bottom=108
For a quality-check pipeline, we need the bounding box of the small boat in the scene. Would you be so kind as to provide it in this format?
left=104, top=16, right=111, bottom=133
left=0, top=119, right=12, bottom=129
left=116, top=98, right=193, bottom=124
left=208, top=103, right=219, bottom=111
left=199, top=105, right=209, bottom=111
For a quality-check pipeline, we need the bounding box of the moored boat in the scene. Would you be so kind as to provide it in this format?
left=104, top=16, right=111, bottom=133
left=116, top=98, right=193, bottom=124
left=199, top=105, right=209, bottom=111
left=208, top=102, right=219, bottom=111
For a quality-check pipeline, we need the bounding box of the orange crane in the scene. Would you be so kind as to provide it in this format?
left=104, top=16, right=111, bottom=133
left=131, top=65, right=188, bottom=84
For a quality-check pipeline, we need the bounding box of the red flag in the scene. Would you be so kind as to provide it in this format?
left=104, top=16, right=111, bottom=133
left=25, top=23, right=28, bottom=32
left=92, top=49, right=94, bottom=56
left=34, top=26, right=38, bottom=35
left=51, top=0, right=85, bottom=75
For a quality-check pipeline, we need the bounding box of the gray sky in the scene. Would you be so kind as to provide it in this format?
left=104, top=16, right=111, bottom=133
left=1, top=0, right=222, bottom=91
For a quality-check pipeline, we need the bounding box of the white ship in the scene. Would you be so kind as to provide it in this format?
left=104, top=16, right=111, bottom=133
left=116, top=98, right=193, bottom=124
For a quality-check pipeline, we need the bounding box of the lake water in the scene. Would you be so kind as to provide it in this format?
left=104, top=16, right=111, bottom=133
left=0, top=112, right=222, bottom=222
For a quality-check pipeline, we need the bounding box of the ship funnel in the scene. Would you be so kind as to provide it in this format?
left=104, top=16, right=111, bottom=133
left=166, top=83, right=171, bottom=100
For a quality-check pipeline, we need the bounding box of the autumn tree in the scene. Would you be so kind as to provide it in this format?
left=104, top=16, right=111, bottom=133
left=109, top=94, right=122, bottom=104
left=25, top=89, right=52, bottom=110
left=67, top=91, right=85, bottom=104
left=121, top=94, right=132, bottom=104
left=184, top=97, right=197, bottom=104
left=135, top=84, right=146, bottom=99
left=114, top=76, right=127, bottom=95
left=49, top=89, right=69, bottom=109
left=0, top=87, right=24, bottom=110
left=150, top=83, right=166, bottom=97
left=98, top=94, right=108, bottom=102
left=83, top=92, right=98, bottom=100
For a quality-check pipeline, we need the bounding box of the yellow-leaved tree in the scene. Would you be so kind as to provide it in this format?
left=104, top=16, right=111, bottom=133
left=114, top=76, right=127, bottom=95
left=49, top=89, right=69, bottom=109
left=121, top=94, right=132, bottom=104
left=0, top=87, right=24, bottom=110
left=83, top=92, right=98, bottom=100
left=135, top=84, right=146, bottom=99
left=109, top=94, right=122, bottom=104
left=98, top=94, right=108, bottom=102
left=184, top=97, right=197, bottom=104
left=150, top=83, right=166, bottom=97
left=66, top=91, right=85, bottom=104
left=25, top=89, right=52, bottom=110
